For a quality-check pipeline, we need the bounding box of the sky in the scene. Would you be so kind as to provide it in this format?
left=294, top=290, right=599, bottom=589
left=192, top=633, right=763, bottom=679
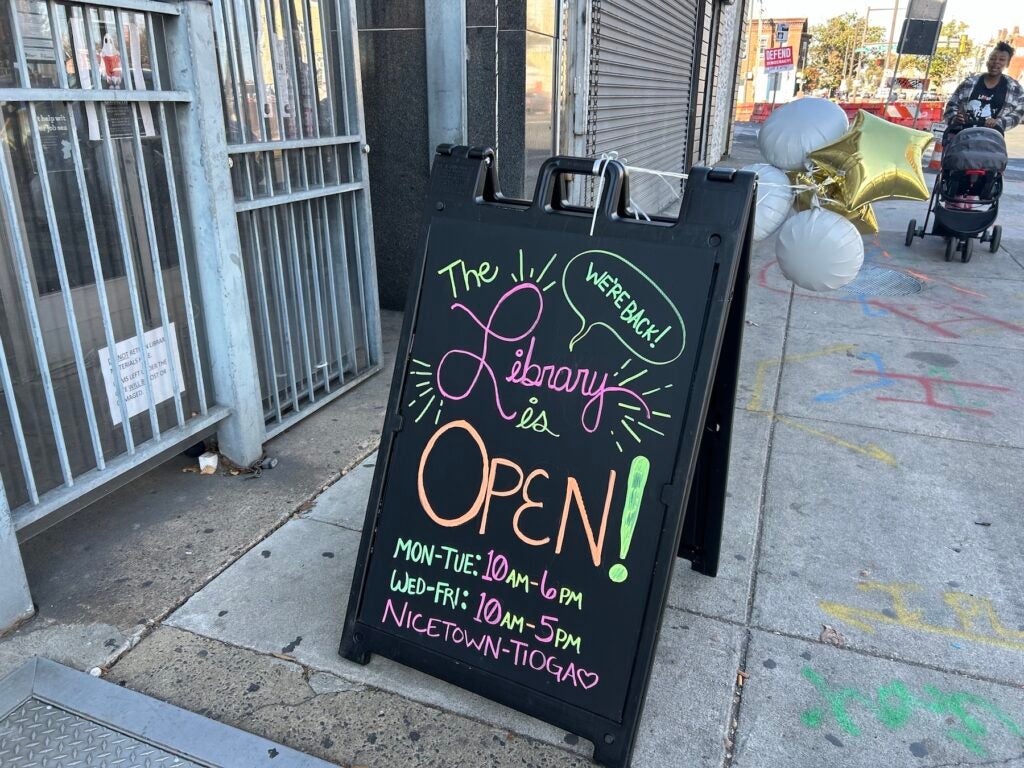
left=757, top=0, right=1022, bottom=41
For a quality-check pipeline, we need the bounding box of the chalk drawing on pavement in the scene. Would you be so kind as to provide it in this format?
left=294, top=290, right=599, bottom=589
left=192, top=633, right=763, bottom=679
left=821, top=581, right=1024, bottom=653
left=800, top=666, right=1023, bottom=756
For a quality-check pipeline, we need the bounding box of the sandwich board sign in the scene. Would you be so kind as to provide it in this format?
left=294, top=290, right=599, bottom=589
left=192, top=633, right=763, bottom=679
left=341, top=146, right=754, bottom=767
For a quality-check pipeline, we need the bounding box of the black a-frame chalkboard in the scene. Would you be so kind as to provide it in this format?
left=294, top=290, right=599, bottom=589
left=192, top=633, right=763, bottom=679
left=341, top=146, right=754, bottom=767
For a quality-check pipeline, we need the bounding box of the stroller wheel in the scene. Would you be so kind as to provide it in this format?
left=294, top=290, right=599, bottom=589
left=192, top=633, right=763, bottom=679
left=945, top=238, right=956, bottom=262
left=961, top=238, right=974, bottom=263
left=990, top=225, right=1002, bottom=253
left=905, top=219, right=917, bottom=247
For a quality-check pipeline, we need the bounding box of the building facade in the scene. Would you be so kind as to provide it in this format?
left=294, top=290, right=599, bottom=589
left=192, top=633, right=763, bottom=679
left=362, top=0, right=748, bottom=308
left=1, top=0, right=746, bottom=630
left=737, top=16, right=810, bottom=105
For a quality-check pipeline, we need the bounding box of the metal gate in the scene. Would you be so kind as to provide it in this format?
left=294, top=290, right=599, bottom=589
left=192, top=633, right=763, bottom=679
left=0, top=0, right=232, bottom=537
left=213, top=0, right=381, bottom=438
left=688, top=0, right=721, bottom=167
left=587, top=0, right=700, bottom=214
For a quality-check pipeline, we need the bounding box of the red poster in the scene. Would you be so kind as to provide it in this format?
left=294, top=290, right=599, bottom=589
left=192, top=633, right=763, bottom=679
left=764, top=46, right=794, bottom=71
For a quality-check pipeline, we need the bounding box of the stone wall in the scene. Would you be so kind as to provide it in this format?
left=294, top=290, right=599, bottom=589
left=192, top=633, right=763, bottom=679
left=706, top=0, right=744, bottom=165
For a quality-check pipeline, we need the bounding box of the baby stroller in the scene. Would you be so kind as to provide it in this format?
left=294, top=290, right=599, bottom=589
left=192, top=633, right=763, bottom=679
left=905, top=127, right=1007, bottom=262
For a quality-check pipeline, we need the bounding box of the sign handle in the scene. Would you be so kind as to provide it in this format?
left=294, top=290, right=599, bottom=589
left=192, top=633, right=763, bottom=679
left=531, top=155, right=630, bottom=218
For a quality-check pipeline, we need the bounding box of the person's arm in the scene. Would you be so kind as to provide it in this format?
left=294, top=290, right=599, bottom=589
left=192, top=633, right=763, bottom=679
left=997, top=80, right=1024, bottom=131
left=944, top=77, right=971, bottom=124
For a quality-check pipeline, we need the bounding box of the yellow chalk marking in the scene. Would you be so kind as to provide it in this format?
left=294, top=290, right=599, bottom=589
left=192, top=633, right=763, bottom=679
left=960, top=318, right=1024, bottom=338
left=745, top=343, right=896, bottom=467
left=747, top=344, right=856, bottom=413
left=821, top=581, right=1024, bottom=653
left=774, top=416, right=897, bottom=466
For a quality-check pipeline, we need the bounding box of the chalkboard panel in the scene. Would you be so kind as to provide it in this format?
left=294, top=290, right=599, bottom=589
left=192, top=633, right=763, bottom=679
left=341, top=147, right=754, bottom=767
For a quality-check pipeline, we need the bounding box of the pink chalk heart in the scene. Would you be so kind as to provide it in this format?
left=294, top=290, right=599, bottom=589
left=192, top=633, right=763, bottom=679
left=577, top=670, right=600, bottom=689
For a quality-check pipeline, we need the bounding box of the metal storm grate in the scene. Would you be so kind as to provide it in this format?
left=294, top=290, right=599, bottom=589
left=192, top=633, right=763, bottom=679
left=836, top=264, right=926, bottom=298
left=0, top=698, right=201, bottom=767
left=0, top=658, right=331, bottom=767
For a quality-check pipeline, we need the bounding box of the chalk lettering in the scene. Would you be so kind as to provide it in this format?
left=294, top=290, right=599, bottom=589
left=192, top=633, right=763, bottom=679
left=418, top=420, right=617, bottom=566
left=382, top=599, right=503, bottom=659
left=800, top=666, right=1023, bottom=756
left=516, top=398, right=560, bottom=437
left=505, top=337, right=651, bottom=433
left=564, top=251, right=686, bottom=365
left=437, top=258, right=499, bottom=299
left=435, top=283, right=652, bottom=432
left=393, top=538, right=435, bottom=564
left=821, top=581, right=1024, bottom=653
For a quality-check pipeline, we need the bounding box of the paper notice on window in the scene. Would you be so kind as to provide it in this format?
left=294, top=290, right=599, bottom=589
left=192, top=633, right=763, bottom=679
left=100, top=323, right=186, bottom=426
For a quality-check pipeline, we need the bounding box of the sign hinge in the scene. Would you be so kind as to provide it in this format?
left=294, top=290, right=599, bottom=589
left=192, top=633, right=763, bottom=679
left=707, top=168, right=737, bottom=182
left=660, top=483, right=678, bottom=507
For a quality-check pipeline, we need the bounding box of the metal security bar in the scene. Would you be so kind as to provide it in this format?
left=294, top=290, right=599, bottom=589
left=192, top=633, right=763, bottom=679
left=214, top=0, right=381, bottom=437
left=0, top=0, right=226, bottom=535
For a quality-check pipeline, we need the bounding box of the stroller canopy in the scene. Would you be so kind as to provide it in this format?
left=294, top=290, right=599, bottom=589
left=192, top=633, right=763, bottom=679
left=942, top=127, right=1008, bottom=173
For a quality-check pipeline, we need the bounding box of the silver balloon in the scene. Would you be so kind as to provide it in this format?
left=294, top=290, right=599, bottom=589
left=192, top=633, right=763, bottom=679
left=775, top=208, right=864, bottom=292
left=744, top=163, right=794, bottom=241
left=758, top=98, right=850, bottom=171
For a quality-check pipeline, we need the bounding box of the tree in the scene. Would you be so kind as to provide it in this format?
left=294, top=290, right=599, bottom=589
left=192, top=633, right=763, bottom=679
left=806, top=14, right=888, bottom=94
left=805, top=13, right=887, bottom=95
left=899, top=20, right=973, bottom=87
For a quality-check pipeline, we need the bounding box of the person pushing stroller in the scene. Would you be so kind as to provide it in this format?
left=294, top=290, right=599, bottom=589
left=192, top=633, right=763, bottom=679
left=905, top=43, right=1018, bottom=261
left=944, top=41, right=1024, bottom=137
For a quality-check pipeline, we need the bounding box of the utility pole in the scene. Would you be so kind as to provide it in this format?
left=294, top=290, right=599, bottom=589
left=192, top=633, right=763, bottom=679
left=855, top=10, right=871, bottom=94
left=883, top=0, right=901, bottom=91
left=757, top=0, right=764, bottom=101
left=841, top=34, right=852, bottom=95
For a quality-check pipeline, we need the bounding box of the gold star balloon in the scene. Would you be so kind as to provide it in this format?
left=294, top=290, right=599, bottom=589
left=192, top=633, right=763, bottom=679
left=788, top=168, right=879, bottom=235
left=807, top=110, right=933, bottom=210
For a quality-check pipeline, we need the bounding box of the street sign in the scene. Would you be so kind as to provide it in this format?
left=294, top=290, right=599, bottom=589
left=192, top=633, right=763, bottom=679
left=898, top=18, right=942, bottom=55
left=764, top=46, right=794, bottom=71
left=340, top=147, right=755, bottom=768
left=775, top=23, right=789, bottom=42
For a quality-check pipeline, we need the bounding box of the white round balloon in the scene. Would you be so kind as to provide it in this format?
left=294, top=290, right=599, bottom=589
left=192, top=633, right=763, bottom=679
left=758, top=98, right=850, bottom=171
left=744, top=163, right=794, bottom=241
left=776, top=208, right=864, bottom=292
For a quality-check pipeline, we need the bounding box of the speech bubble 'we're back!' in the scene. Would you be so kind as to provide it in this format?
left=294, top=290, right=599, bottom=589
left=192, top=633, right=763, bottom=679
left=562, top=250, right=686, bottom=366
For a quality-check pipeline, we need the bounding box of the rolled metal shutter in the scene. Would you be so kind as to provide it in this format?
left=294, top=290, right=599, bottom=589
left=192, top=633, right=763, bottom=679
left=588, top=0, right=700, bottom=214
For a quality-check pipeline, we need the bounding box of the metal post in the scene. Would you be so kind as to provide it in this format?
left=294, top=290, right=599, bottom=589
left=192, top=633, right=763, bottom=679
left=0, top=479, right=33, bottom=634
left=857, top=10, right=870, bottom=91
left=912, top=24, right=942, bottom=129
left=341, top=0, right=382, bottom=367
left=163, top=1, right=265, bottom=466
left=424, top=0, right=467, bottom=161
left=883, top=0, right=900, bottom=91
left=886, top=50, right=904, bottom=104
left=912, top=53, right=934, bottom=128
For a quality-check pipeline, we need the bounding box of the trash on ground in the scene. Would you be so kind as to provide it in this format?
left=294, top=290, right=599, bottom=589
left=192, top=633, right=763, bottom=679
left=199, top=452, right=219, bottom=475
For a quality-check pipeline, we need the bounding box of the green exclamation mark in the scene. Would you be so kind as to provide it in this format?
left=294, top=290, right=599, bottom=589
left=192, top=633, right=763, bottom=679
left=609, top=455, right=650, bottom=583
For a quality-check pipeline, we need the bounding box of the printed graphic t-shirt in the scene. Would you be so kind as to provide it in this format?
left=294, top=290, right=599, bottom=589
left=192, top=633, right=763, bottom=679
left=966, top=76, right=1008, bottom=122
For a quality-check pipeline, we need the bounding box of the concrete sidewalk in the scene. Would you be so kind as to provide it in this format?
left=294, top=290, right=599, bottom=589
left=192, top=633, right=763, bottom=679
left=6, top=125, right=1024, bottom=767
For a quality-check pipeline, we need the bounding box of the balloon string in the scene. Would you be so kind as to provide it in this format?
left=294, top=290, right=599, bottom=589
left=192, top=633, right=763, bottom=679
left=587, top=155, right=844, bottom=231
left=589, top=153, right=614, bottom=237
left=589, top=152, right=657, bottom=235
